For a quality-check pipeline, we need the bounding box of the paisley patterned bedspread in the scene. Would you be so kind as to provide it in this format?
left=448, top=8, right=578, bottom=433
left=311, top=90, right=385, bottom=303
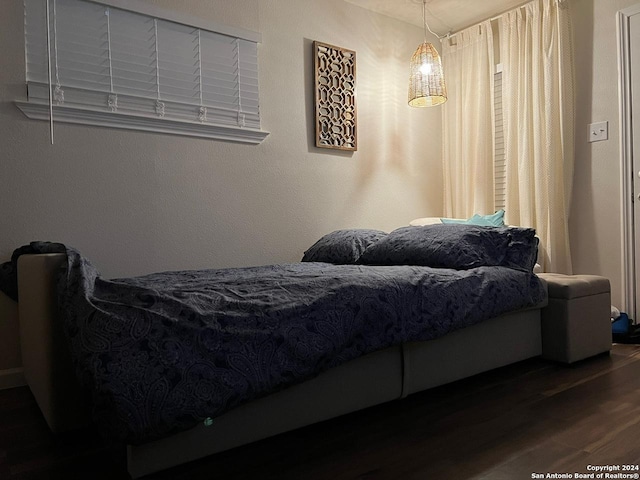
left=53, top=246, right=546, bottom=445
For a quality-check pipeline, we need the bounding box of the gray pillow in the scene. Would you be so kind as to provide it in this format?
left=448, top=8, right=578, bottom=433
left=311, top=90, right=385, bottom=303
left=302, top=229, right=388, bottom=264
left=357, top=224, right=538, bottom=271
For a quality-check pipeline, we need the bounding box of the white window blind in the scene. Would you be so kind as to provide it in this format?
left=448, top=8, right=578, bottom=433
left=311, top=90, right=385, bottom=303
left=17, top=0, right=268, bottom=144
left=494, top=66, right=506, bottom=212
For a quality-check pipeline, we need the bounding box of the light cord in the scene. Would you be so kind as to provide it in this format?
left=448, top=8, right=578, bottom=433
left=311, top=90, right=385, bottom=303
left=45, top=0, right=54, bottom=144
left=421, top=0, right=448, bottom=40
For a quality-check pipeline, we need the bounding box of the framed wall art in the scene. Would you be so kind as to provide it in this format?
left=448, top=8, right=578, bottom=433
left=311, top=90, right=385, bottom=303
left=313, top=41, right=357, bottom=151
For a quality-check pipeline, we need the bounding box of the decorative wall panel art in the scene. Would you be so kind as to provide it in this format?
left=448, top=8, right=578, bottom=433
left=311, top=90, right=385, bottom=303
left=314, top=41, right=357, bottom=151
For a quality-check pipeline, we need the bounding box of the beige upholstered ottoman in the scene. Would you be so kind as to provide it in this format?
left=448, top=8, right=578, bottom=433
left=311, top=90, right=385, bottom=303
left=538, top=274, right=612, bottom=363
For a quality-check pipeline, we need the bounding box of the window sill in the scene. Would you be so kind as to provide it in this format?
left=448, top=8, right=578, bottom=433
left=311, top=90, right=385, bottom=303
left=15, top=100, right=270, bottom=145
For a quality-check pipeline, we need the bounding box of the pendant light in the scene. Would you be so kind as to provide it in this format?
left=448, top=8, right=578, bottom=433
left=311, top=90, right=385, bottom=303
left=408, top=0, right=446, bottom=107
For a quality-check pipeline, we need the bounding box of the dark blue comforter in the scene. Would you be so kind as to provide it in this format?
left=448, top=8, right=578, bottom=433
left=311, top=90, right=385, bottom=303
left=55, top=245, right=546, bottom=444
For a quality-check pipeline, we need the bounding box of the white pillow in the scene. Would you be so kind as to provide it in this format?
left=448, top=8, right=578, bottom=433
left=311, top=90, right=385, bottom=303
left=409, top=217, right=451, bottom=226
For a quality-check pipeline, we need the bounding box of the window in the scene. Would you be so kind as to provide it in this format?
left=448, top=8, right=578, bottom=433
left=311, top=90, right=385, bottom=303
left=494, top=64, right=506, bottom=212
left=17, top=0, right=269, bottom=144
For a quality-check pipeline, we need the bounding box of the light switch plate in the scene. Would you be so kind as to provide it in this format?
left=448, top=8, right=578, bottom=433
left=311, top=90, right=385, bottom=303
left=588, top=121, right=608, bottom=142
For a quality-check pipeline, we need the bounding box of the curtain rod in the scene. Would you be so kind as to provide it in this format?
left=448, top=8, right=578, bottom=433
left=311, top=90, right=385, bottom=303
left=443, top=0, right=568, bottom=40
left=443, top=0, right=534, bottom=40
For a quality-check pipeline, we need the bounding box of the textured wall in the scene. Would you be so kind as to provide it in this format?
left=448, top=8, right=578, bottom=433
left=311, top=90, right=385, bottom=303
left=0, top=0, right=442, bottom=275
left=0, top=0, right=442, bottom=373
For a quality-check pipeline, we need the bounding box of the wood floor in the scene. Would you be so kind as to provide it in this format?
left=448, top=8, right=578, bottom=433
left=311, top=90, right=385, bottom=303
left=1, top=344, right=640, bottom=480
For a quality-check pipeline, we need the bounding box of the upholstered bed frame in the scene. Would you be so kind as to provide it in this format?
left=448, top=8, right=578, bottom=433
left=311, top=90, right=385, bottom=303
left=16, top=253, right=612, bottom=478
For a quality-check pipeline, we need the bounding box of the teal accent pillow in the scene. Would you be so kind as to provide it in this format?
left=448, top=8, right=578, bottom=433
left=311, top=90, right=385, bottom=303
left=441, top=210, right=505, bottom=227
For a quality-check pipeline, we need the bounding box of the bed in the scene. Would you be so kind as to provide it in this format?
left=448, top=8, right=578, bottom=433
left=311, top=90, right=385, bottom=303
left=8, top=225, right=553, bottom=477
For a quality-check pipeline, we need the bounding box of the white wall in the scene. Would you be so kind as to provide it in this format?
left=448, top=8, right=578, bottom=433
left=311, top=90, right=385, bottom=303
left=0, top=0, right=442, bottom=276
left=570, top=0, right=640, bottom=310
left=0, top=0, right=442, bottom=372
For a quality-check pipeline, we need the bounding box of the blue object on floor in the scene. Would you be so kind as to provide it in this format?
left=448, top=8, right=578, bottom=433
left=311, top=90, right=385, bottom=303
left=612, top=313, right=630, bottom=334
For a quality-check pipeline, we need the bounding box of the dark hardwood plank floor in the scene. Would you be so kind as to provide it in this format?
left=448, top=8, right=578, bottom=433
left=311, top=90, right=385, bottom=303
left=1, top=344, right=640, bottom=480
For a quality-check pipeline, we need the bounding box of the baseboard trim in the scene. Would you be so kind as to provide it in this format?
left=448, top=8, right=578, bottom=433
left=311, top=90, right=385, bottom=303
left=0, top=367, right=26, bottom=390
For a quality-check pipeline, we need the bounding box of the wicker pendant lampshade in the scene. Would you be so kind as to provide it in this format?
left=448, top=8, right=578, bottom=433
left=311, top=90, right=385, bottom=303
left=408, top=1, right=446, bottom=107
left=408, top=41, right=446, bottom=106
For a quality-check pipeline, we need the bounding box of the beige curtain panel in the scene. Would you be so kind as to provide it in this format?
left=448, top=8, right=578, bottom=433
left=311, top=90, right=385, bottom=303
left=499, top=0, right=574, bottom=273
left=442, top=21, right=496, bottom=218
left=441, top=0, right=574, bottom=273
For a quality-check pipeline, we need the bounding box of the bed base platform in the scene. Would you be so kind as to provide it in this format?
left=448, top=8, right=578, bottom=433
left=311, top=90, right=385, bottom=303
left=16, top=253, right=611, bottom=478
left=126, top=308, right=541, bottom=477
